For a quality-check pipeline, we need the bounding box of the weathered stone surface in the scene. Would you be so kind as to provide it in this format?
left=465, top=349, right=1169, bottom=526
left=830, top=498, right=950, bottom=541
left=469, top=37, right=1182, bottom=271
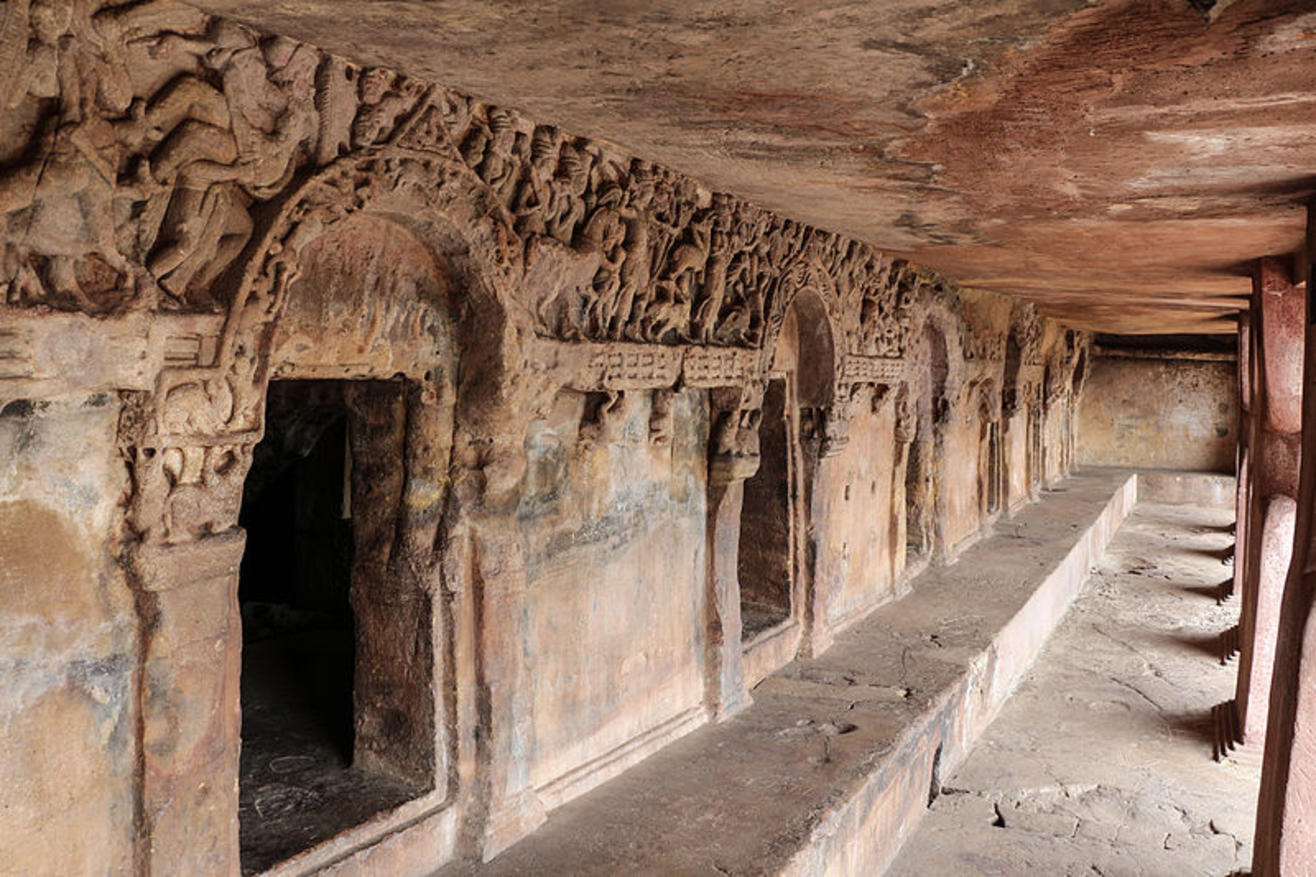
left=0, top=397, right=137, bottom=876
left=1078, top=346, right=1238, bottom=473
left=891, top=500, right=1257, bottom=876
left=433, top=470, right=1138, bottom=877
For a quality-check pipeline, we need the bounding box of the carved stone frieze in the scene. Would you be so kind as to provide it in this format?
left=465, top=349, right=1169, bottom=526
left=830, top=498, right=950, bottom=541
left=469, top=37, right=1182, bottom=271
left=1015, top=305, right=1045, bottom=367
left=683, top=347, right=757, bottom=388
left=578, top=347, right=684, bottom=390
left=547, top=342, right=758, bottom=393
left=1, top=1, right=922, bottom=362
left=3, top=0, right=1088, bottom=529
left=839, top=354, right=903, bottom=386
left=0, top=308, right=222, bottom=399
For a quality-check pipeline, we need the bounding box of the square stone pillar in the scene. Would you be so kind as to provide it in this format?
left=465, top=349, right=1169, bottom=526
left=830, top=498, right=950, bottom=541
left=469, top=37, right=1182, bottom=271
left=131, top=533, right=246, bottom=876
left=1252, top=205, right=1316, bottom=875
left=1224, top=255, right=1304, bottom=755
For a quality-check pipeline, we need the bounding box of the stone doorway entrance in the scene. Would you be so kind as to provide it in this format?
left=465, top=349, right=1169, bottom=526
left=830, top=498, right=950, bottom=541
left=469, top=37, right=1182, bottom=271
left=738, top=376, right=795, bottom=641
left=235, top=380, right=428, bottom=874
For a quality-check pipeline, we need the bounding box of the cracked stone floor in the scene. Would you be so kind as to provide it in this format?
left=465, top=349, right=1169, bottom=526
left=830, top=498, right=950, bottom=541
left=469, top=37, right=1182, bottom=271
left=888, top=500, right=1258, bottom=877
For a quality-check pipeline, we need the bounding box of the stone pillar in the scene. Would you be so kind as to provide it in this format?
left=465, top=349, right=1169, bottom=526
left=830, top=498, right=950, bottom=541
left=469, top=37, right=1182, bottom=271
left=124, top=423, right=256, bottom=876
left=798, top=384, right=871, bottom=658
left=930, top=400, right=951, bottom=564
left=1226, top=312, right=1255, bottom=604
left=891, top=391, right=915, bottom=590
left=703, top=477, right=752, bottom=718
left=1253, top=204, right=1316, bottom=875
left=1223, top=255, right=1304, bottom=756
left=702, top=390, right=759, bottom=719
left=131, top=535, right=246, bottom=876
left=1235, top=496, right=1296, bottom=741
left=345, top=381, right=444, bottom=788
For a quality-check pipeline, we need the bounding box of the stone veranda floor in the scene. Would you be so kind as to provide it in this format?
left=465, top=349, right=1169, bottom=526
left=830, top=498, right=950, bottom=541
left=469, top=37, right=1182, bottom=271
left=889, top=500, right=1259, bottom=877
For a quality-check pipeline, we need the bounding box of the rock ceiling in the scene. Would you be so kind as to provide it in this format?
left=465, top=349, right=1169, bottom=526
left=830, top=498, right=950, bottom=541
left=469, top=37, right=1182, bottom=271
left=190, top=0, right=1316, bottom=334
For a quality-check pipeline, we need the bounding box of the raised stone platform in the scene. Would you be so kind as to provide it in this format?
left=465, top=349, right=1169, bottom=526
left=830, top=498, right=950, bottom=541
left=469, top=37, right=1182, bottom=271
left=1135, top=469, right=1236, bottom=510
left=888, top=498, right=1255, bottom=876
left=435, top=469, right=1141, bottom=876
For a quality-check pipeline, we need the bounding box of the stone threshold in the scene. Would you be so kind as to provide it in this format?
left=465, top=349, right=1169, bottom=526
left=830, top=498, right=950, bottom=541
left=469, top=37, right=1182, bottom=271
left=436, top=469, right=1151, bottom=876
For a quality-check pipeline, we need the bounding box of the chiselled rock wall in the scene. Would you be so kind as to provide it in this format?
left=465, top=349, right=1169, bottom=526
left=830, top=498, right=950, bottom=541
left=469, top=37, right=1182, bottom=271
left=1079, top=351, right=1237, bottom=474
left=0, top=2, right=1090, bottom=872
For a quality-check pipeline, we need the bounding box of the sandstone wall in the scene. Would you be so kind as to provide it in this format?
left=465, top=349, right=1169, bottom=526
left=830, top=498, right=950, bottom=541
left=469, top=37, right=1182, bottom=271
left=813, top=397, right=902, bottom=632
left=0, top=396, right=138, bottom=877
left=1078, top=351, right=1237, bottom=473
left=517, top=388, right=709, bottom=801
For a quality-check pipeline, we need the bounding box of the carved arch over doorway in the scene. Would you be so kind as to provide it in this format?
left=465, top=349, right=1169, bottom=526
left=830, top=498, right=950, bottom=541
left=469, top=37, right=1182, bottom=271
left=118, top=148, right=520, bottom=874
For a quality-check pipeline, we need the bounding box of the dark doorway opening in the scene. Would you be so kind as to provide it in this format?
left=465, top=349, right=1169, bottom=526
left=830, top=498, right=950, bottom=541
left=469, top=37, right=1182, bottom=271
left=905, top=429, right=929, bottom=560
left=237, top=380, right=422, bottom=875
left=984, top=420, right=1001, bottom=515
left=739, top=377, right=793, bottom=641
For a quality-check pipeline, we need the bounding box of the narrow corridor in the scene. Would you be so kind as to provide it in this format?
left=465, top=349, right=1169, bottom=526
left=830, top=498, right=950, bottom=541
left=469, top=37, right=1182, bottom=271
left=890, top=500, right=1258, bottom=876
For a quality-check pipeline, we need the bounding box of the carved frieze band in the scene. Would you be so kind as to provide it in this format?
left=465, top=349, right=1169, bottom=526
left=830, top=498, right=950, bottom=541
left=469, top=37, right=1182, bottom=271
left=0, top=308, right=223, bottom=399
left=551, top=343, right=759, bottom=391
left=838, top=354, right=903, bottom=386
left=0, top=2, right=921, bottom=359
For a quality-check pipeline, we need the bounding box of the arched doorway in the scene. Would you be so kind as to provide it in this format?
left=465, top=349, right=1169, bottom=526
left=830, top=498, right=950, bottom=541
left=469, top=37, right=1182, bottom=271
left=237, top=214, right=458, bottom=872
left=120, top=151, right=517, bottom=876
left=737, top=290, right=834, bottom=665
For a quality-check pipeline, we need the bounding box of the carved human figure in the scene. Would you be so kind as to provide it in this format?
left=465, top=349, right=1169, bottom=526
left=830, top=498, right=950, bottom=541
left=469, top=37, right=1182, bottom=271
left=352, top=67, right=425, bottom=147
left=642, top=209, right=712, bottom=342
left=546, top=143, right=590, bottom=245
left=143, top=27, right=320, bottom=303
left=472, top=108, right=519, bottom=203
left=0, top=0, right=153, bottom=309
left=511, top=125, right=559, bottom=239
left=691, top=197, right=737, bottom=343
left=576, top=185, right=628, bottom=336
left=0, top=0, right=68, bottom=110
left=606, top=161, right=655, bottom=339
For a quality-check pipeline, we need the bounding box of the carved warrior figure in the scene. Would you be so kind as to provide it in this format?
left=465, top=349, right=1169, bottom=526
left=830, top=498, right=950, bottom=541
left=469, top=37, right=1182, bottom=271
left=640, top=208, right=711, bottom=343
left=605, top=161, right=654, bottom=339
left=351, top=67, right=426, bottom=148
left=512, top=125, right=560, bottom=238
left=546, top=142, right=590, bottom=245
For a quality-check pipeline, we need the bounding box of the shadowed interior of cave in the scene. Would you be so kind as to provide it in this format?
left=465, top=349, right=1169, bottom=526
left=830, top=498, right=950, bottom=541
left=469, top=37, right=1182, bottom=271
left=738, top=377, right=793, bottom=641
left=236, top=380, right=418, bottom=875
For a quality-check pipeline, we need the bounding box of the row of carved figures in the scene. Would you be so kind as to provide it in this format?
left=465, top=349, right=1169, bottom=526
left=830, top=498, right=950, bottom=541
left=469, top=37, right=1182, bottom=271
left=2, top=0, right=952, bottom=359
